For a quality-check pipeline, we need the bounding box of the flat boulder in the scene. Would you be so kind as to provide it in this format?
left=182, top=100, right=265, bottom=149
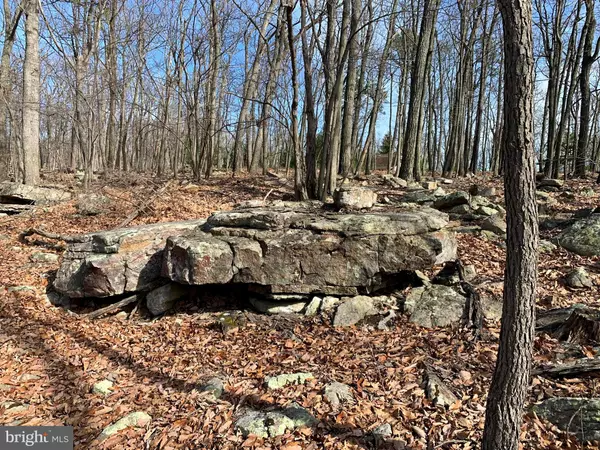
left=0, top=182, right=70, bottom=204
left=163, top=205, right=457, bottom=294
left=54, top=219, right=205, bottom=297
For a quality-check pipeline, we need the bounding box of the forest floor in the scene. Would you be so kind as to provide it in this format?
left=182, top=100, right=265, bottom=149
left=0, top=171, right=599, bottom=449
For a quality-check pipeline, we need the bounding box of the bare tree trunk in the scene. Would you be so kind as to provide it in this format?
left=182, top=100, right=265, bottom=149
left=22, top=0, right=40, bottom=185
left=0, top=1, right=22, bottom=181
left=576, top=0, right=598, bottom=178
left=483, top=0, right=538, bottom=448
left=398, top=0, right=440, bottom=180
left=284, top=0, right=307, bottom=200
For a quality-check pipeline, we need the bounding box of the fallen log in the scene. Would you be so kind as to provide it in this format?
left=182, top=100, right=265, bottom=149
left=534, top=358, right=600, bottom=379
left=535, top=305, right=598, bottom=333
left=85, top=294, right=139, bottom=320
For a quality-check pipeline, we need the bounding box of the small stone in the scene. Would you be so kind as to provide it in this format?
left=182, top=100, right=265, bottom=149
left=92, top=379, right=113, bottom=395
left=7, top=286, right=36, bottom=293
left=320, top=296, right=340, bottom=312
left=333, top=296, right=378, bottom=327
left=305, top=297, right=321, bottom=316
left=324, top=382, right=354, bottom=409
left=566, top=267, right=593, bottom=289
left=265, top=372, right=314, bottom=390
left=372, top=423, right=393, bottom=439
left=0, top=384, right=13, bottom=391
left=481, top=215, right=507, bottom=235
left=29, top=252, right=59, bottom=263
left=404, top=285, right=466, bottom=328
left=424, top=371, right=459, bottom=407
left=146, top=283, right=187, bottom=316
left=422, top=181, right=437, bottom=190
left=476, top=206, right=499, bottom=217
left=249, top=298, right=307, bottom=314
left=201, top=377, right=225, bottom=398
left=441, top=178, right=453, bottom=185
left=234, top=405, right=316, bottom=438
left=19, top=373, right=40, bottom=382
left=333, top=187, right=377, bottom=210
left=538, top=178, right=564, bottom=189
left=115, top=311, right=128, bottom=320
left=377, top=310, right=397, bottom=330
left=449, top=204, right=471, bottom=215
left=433, top=191, right=470, bottom=210
left=2, top=402, right=29, bottom=414
left=458, top=370, right=472, bottom=383
left=98, top=411, right=152, bottom=441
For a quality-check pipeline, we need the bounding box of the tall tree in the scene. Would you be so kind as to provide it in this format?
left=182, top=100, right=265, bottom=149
left=22, top=0, right=40, bottom=185
left=398, top=0, right=440, bottom=180
left=0, top=0, right=22, bottom=181
left=482, top=0, right=538, bottom=449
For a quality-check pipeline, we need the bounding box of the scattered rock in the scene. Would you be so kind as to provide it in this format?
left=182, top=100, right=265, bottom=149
left=201, top=377, right=224, bottom=398
left=401, top=190, right=435, bottom=204
left=305, top=297, right=321, bottom=316
left=249, top=298, right=307, bottom=314
left=533, top=397, right=600, bottom=442
left=538, top=178, right=564, bottom=189
left=333, top=187, right=377, bottom=210
left=29, top=252, right=59, bottom=263
left=92, top=379, right=113, bottom=395
left=235, top=404, right=316, bottom=438
left=324, top=382, right=354, bottom=409
left=381, top=174, right=408, bottom=189
left=372, top=423, right=393, bottom=439
left=76, top=193, right=110, bottom=216
left=539, top=240, right=557, bottom=253
left=404, top=285, right=466, bottom=328
left=265, top=372, right=314, bottom=390
left=44, top=290, right=70, bottom=307
left=320, top=296, right=340, bottom=312
left=98, top=411, right=152, bottom=442
left=556, top=215, right=600, bottom=256
left=566, top=267, right=593, bottom=289
left=441, top=178, right=454, bottom=185
left=422, top=181, right=437, bottom=190
left=7, top=286, right=36, bottom=293
left=1, top=402, right=29, bottom=414
left=449, top=204, right=471, bottom=215
left=480, top=215, right=507, bottom=235
left=146, top=283, right=188, bottom=316
left=424, top=370, right=459, bottom=407
left=333, top=296, right=378, bottom=327
left=433, top=191, right=470, bottom=210
left=377, top=310, right=397, bottom=330
left=217, top=312, right=246, bottom=335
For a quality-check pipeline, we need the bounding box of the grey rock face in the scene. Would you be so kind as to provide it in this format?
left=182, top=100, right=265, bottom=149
left=163, top=207, right=456, bottom=293
left=146, top=283, right=188, bottom=315
left=433, top=191, right=470, bottom=210
left=566, top=267, right=593, bottom=288
left=30, top=252, right=59, bottom=263
left=556, top=215, right=600, bottom=256
left=404, top=285, right=466, bottom=328
left=333, top=187, right=377, bottom=210
left=533, top=397, right=600, bottom=442
left=201, top=377, right=225, bottom=398
left=0, top=182, right=71, bottom=204
left=480, top=215, right=507, bottom=235
left=333, top=296, right=379, bottom=327
left=54, top=219, right=205, bottom=298
left=235, top=404, right=317, bottom=438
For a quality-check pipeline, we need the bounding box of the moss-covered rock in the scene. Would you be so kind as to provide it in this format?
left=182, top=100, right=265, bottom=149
left=533, top=397, right=600, bottom=442
left=556, top=216, right=600, bottom=256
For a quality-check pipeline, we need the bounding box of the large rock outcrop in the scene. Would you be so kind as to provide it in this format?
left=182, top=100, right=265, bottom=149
left=54, top=220, right=205, bottom=297
left=0, top=182, right=71, bottom=204
left=162, top=205, right=456, bottom=295
left=54, top=203, right=457, bottom=302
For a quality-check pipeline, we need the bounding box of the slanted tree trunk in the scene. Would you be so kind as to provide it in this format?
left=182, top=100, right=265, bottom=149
left=482, top=0, right=538, bottom=448
left=22, top=0, right=41, bottom=185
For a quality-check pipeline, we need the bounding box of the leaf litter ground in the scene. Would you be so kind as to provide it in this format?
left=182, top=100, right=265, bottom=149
left=0, top=172, right=599, bottom=449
